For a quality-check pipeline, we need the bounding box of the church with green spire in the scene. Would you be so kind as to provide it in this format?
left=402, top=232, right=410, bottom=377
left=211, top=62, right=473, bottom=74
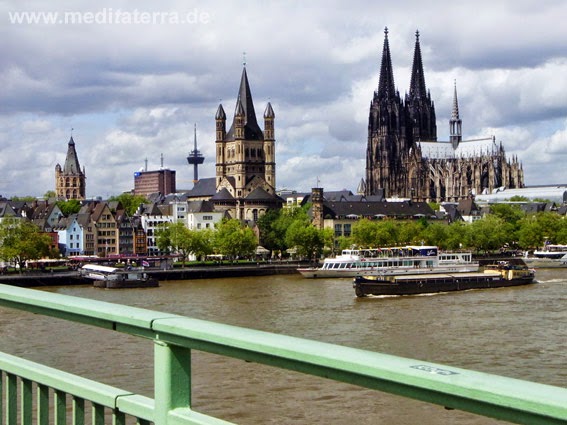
left=364, top=28, right=524, bottom=202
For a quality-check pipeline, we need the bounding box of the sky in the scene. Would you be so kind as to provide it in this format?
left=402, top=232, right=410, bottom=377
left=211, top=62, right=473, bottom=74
left=1, top=0, right=567, bottom=199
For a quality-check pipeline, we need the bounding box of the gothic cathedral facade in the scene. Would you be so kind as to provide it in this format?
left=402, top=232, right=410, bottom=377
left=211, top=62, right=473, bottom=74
left=55, top=136, right=86, bottom=200
left=365, top=29, right=524, bottom=202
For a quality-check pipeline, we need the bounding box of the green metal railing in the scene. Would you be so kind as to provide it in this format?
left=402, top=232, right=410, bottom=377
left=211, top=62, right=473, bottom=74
left=0, top=283, right=566, bottom=424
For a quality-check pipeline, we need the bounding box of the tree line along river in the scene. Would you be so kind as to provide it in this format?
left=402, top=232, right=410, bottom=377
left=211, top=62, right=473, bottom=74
left=0, top=268, right=565, bottom=424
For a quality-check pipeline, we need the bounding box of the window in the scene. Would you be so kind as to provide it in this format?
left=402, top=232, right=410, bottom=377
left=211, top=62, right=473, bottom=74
left=334, top=224, right=342, bottom=236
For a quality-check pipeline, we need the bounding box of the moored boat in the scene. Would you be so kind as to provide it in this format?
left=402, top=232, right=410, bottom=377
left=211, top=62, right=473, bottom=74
left=532, top=243, right=567, bottom=259
left=352, top=262, right=535, bottom=297
left=80, top=264, right=159, bottom=289
left=298, top=245, right=479, bottom=278
left=523, top=243, right=567, bottom=268
left=522, top=254, right=567, bottom=269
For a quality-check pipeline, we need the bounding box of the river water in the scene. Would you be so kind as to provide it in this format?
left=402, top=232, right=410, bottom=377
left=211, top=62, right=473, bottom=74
left=1, top=268, right=566, bottom=424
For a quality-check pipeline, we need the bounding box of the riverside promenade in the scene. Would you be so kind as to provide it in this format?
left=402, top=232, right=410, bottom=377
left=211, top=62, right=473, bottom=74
left=0, top=261, right=307, bottom=287
left=0, top=256, right=523, bottom=288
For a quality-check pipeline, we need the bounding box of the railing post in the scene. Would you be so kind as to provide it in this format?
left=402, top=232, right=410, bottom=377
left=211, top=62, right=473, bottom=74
left=54, top=389, right=66, bottom=425
left=37, top=384, right=49, bottom=425
left=21, top=378, right=32, bottom=425
left=154, top=341, right=191, bottom=425
left=6, top=373, right=16, bottom=425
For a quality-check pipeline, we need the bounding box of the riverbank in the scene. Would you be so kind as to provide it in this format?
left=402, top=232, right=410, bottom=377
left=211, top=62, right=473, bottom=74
left=0, top=262, right=308, bottom=287
left=0, top=257, right=526, bottom=288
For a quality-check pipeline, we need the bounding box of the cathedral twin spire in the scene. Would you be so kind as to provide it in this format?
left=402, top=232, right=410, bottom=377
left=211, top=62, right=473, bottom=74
left=374, top=27, right=437, bottom=142
left=408, top=30, right=428, bottom=102
left=376, top=27, right=397, bottom=101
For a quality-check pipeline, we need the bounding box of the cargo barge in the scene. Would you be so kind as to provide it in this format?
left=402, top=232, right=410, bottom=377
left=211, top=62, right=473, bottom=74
left=353, top=263, right=536, bottom=297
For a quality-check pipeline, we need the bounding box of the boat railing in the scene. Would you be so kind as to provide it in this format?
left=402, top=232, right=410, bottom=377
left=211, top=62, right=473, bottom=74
left=0, top=284, right=565, bottom=424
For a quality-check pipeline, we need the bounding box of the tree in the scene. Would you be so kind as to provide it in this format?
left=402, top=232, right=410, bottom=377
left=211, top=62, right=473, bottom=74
left=516, top=212, right=566, bottom=249
left=213, top=219, right=257, bottom=259
left=374, top=220, right=399, bottom=246
left=0, top=218, right=52, bottom=270
left=351, top=218, right=376, bottom=247
left=155, top=222, right=215, bottom=263
left=285, top=221, right=327, bottom=260
left=258, top=206, right=312, bottom=254
left=191, top=228, right=215, bottom=260
left=108, top=193, right=149, bottom=216
left=508, top=195, right=530, bottom=202
left=43, top=190, right=57, bottom=199
left=57, top=199, right=82, bottom=216
left=489, top=204, right=524, bottom=228
left=257, top=209, right=286, bottom=252
left=421, top=222, right=449, bottom=248
left=444, top=221, right=472, bottom=250
left=398, top=220, right=426, bottom=245
left=469, top=215, right=509, bottom=254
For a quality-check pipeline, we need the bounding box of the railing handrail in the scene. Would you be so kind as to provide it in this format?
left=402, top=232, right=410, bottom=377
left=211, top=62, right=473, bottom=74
left=1, top=283, right=566, bottom=424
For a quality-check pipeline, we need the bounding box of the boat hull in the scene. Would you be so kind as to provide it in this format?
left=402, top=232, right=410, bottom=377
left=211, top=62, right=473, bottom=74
left=353, top=271, right=535, bottom=297
left=92, top=278, right=159, bottom=289
left=298, top=264, right=478, bottom=279
left=523, top=257, right=567, bottom=269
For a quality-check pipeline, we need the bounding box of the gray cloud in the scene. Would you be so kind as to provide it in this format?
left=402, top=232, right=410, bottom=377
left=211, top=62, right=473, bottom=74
left=1, top=0, right=566, bottom=197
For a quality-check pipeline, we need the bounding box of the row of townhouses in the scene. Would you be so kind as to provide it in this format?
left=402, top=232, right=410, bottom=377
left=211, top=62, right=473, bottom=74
left=0, top=198, right=226, bottom=257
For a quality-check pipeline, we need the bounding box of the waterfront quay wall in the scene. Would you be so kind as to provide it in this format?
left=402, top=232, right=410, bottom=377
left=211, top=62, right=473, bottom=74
left=147, top=262, right=306, bottom=281
left=0, top=262, right=307, bottom=287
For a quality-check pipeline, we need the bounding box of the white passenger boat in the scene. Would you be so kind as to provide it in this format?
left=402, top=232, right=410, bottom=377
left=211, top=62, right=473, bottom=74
left=523, top=244, right=567, bottom=269
left=532, top=244, right=567, bottom=259
left=297, top=246, right=479, bottom=279
left=80, top=264, right=159, bottom=288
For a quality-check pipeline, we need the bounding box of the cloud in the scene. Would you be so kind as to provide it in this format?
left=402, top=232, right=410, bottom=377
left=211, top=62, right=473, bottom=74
left=1, top=0, right=567, bottom=198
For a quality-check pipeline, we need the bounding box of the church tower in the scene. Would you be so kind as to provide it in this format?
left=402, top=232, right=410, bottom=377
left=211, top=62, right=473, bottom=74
left=213, top=65, right=281, bottom=221
left=365, top=27, right=408, bottom=198
left=263, top=102, right=276, bottom=190
left=406, top=30, right=436, bottom=142
left=55, top=135, right=86, bottom=200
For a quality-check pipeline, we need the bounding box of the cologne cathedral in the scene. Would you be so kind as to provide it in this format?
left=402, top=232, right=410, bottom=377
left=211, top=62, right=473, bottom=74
left=364, top=29, right=524, bottom=202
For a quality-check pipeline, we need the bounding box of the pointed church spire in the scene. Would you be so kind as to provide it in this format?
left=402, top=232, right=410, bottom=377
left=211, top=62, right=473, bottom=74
left=263, top=102, right=275, bottom=118
left=63, top=136, right=82, bottom=174
left=450, top=79, right=462, bottom=149
left=409, top=30, right=427, bottom=100
left=227, top=66, right=264, bottom=140
left=376, top=27, right=396, bottom=100
left=405, top=29, right=437, bottom=142
left=215, top=103, right=226, bottom=120
left=451, top=79, right=460, bottom=120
